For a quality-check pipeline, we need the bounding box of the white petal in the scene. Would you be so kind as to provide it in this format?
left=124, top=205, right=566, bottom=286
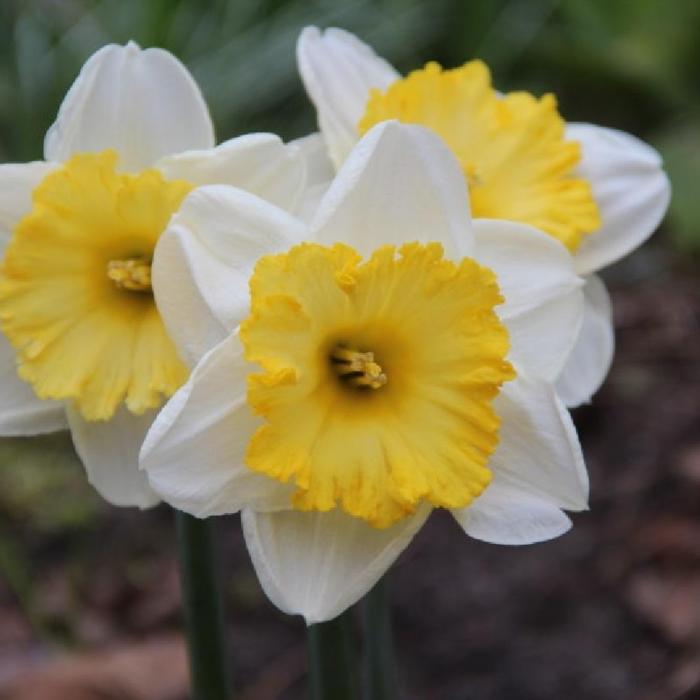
left=453, top=370, right=586, bottom=543
left=0, top=162, right=57, bottom=252
left=140, top=332, right=290, bottom=516
left=472, top=218, right=584, bottom=381
left=0, top=334, right=68, bottom=435
left=491, top=370, right=588, bottom=512
left=291, top=133, right=335, bottom=186
left=45, top=42, right=214, bottom=171
left=311, top=122, right=473, bottom=259
left=556, top=274, right=614, bottom=407
left=567, top=123, right=671, bottom=275
left=156, top=133, right=305, bottom=212
left=297, top=26, right=399, bottom=168
left=67, top=405, right=160, bottom=509
left=152, top=185, right=306, bottom=367
left=289, top=133, right=334, bottom=223
left=242, top=505, right=429, bottom=624
left=504, top=288, right=583, bottom=382
left=472, top=218, right=582, bottom=319
left=452, top=479, right=572, bottom=545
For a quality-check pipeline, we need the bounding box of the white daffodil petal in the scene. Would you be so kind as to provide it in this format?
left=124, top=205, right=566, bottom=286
left=568, top=123, right=671, bottom=275
left=452, top=478, right=572, bottom=545
left=242, top=505, right=429, bottom=624
left=67, top=405, right=160, bottom=509
left=156, top=133, right=305, bottom=212
left=488, top=370, right=589, bottom=512
left=289, top=133, right=334, bottom=223
left=45, top=42, right=214, bottom=171
left=472, top=219, right=582, bottom=319
left=0, top=162, right=57, bottom=251
left=152, top=226, right=230, bottom=368
left=0, top=335, right=68, bottom=435
left=556, top=274, right=614, bottom=407
left=470, top=213, right=593, bottom=387
left=140, top=333, right=291, bottom=516
left=292, top=133, right=336, bottom=187
left=297, top=26, right=399, bottom=168
left=311, top=122, right=473, bottom=259
left=473, top=219, right=584, bottom=379
left=152, top=185, right=306, bottom=366
left=504, top=288, right=584, bottom=382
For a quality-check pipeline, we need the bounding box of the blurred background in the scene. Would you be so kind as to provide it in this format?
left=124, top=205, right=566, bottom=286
left=0, top=0, right=699, bottom=698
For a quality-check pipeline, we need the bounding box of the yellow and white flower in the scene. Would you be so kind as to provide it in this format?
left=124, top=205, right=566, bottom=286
left=296, top=26, right=671, bottom=407
left=0, top=42, right=307, bottom=507
left=141, top=122, right=588, bottom=623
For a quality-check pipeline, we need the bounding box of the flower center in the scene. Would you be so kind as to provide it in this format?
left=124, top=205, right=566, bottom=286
left=241, top=242, right=516, bottom=528
left=358, top=61, right=601, bottom=252
left=330, top=345, right=387, bottom=390
left=0, top=150, right=191, bottom=421
left=107, top=258, right=152, bottom=293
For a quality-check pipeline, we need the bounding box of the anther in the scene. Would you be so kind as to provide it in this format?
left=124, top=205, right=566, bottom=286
left=330, top=346, right=387, bottom=390
left=107, top=258, right=152, bottom=293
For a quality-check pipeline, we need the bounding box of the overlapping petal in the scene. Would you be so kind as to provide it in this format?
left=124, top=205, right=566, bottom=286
left=44, top=42, right=214, bottom=171
left=67, top=405, right=160, bottom=509
left=140, top=332, right=291, bottom=516
left=504, top=290, right=583, bottom=383
left=490, top=371, right=588, bottom=510
left=297, top=27, right=398, bottom=168
left=152, top=185, right=306, bottom=367
left=156, top=133, right=305, bottom=212
left=556, top=274, right=614, bottom=407
left=289, top=133, right=335, bottom=222
left=452, top=479, right=572, bottom=545
left=241, top=505, right=429, bottom=624
left=472, top=219, right=582, bottom=319
left=472, top=219, right=584, bottom=381
left=312, top=121, right=473, bottom=259
left=569, top=123, right=671, bottom=275
left=290, top=133, right=335, bottom=189
left=452, top=370, right=587, bottom=544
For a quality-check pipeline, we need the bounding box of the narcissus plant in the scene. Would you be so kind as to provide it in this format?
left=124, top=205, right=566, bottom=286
left=0, top=42, right=306, bottom=507
left=140, top=122, right=589, bottom=623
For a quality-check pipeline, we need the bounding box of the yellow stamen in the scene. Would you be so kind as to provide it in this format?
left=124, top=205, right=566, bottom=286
left=331, top=346, right=387, bottom=389
left=107, top=258, right=152, bottom=293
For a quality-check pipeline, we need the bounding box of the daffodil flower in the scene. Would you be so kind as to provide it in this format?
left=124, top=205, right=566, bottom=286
left=0, top=42, right=306, bottom=507
left=140, top=122, right=588, bottom=623
left=296, top=27, right=671, bottom=407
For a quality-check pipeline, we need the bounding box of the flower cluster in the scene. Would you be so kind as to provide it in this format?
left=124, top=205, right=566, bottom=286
left=0, top=30, right=669, bottom=623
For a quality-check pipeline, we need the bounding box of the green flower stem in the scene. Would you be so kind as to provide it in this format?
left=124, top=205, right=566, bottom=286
left=307, top=610, right=360, bottom=700
left=362, top=577, right=399, bottom=700
left=175, top=510, right=231, bottom=700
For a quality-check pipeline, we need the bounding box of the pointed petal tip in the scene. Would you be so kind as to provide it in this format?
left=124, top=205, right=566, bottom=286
left=296, top=26, right=399, bottom=168
left=311, top=119, right=472, bottom=259
left=242, top=506, right=429, bottom=623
